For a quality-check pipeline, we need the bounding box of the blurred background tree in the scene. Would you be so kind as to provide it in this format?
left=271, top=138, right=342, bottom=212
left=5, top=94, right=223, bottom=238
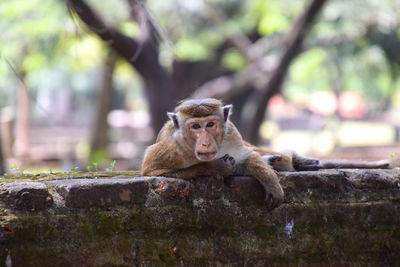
left=0, top=0, right=399, bottom=174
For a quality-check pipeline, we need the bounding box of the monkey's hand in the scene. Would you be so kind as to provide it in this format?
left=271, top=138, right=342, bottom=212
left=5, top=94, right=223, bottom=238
left=292, top=153, right=320, bottom=171
left=211, top=154, right=235, bottom=177
left=243, top=153, right=284, bottom=210
left=221, top=154, right=236, bottom=166
left=264, top=183, right=284, bottom=210
left=263, top=154, right=286, bottom=171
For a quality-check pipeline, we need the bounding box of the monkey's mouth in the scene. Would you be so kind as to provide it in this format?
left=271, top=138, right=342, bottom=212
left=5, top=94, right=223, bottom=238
left=197, top=151, right=217, bottom=161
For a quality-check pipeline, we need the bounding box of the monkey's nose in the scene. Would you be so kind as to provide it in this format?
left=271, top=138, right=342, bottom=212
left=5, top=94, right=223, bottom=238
left=202, top=143, right=210, bottom=147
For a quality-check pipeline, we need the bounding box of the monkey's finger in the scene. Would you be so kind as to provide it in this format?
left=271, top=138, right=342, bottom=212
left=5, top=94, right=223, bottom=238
left=265, top=193, right=273, bottom=210
left=266, top=193, right=283, bottom=210
left=222, top=154, right=229, bottom=161
left=270, top=197, right=281, bottom=210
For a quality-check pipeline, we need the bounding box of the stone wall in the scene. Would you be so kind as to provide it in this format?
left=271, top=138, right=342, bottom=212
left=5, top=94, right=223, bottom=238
left=1, top=169, right=400, bottom=266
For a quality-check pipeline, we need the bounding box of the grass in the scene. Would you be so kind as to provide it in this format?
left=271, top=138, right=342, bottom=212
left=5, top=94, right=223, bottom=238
left=0, top=160, right=140, bottom=181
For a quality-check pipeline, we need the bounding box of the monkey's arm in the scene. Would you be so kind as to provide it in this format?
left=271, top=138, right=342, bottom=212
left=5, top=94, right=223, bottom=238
left=241, top=152, right=284, bottom=209
left=142, top=160, right=233, bottom=179
left=245, top=142, right=297, bottom=171
left=245, top=141, right=322, bottom=171
left=163, top=160, right=234, bottom=179
left=264, top=152, right=321, bottom=171
left=141, top=142, right=233, bottom=179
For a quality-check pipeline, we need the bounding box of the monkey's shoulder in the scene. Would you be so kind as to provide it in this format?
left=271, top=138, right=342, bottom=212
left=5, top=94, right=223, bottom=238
left=156, top=121, right=175, bottom=142
left=217, top=122, right=252, bottom=163
left=143, top=138, right=197, bottom=170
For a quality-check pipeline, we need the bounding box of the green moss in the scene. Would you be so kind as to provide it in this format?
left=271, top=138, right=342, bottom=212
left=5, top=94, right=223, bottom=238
left=10, top=216, right=44, bottom=241
left=96, top=214, right=121, bottom=235
left=0, top=171, right=142, bottom=182
left=0, top=176, right=35, bottom=182
left=157, top=247, right=176, bottom=265
left=9, top=245, right=70, bottom=266
left=124, top=212, right=146, bottom=230
left=2, top=170, right=400, bottom=265
left=79, top=238, right=134, bottom=265
left=253, top=225, right=278, bottom=239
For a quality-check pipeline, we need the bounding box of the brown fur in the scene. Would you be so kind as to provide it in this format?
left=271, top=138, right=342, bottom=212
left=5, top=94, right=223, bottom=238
left=244, top=142, right=296, bottom=171
left=175, top=98, right=223, bottom=117
left=141, top=98, right=284, bottom=209
left=142, top=98, right=398, bottom=211
left=141, top=120, right=233, bottom=178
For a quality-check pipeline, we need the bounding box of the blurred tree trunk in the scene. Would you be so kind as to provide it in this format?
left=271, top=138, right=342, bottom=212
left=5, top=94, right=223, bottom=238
left=224, top=87, right=253, bottom=131
left=67, top=0, right=231, bottom=134
left=0, top=127, right=5, bottom=175
left=366, top=26, right=400, bottom=112
left=67, top=0, right=175, bottom=134
left=67, top=0, right=328, bottom=143
left=247, top=0, right=328, bottom=144
left=15, top=71, right=30, bottom=158
left=89, top=50, right=117, bottom=162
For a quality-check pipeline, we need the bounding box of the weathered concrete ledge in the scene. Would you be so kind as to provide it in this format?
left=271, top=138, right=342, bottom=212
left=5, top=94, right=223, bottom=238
left=1, top=169, right=400, bottom=266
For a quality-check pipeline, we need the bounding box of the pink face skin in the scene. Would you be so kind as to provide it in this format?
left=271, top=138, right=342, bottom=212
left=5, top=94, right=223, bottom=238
left=183, top=115, right=224, bottom=161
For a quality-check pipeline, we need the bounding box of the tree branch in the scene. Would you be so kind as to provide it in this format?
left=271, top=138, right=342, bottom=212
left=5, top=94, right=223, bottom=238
left=192, top=29, right=363, bottom=102
left=67, top=0, right=142, bottom=62
left=66, top=0, right=175, bottom=133
left=248, top=0, right=329, bottom=144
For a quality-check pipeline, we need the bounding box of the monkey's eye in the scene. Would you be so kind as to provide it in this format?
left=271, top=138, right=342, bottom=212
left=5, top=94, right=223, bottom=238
left=206, top=121, right=215, bottom=128
left=191, top=123, right=201, bottom=130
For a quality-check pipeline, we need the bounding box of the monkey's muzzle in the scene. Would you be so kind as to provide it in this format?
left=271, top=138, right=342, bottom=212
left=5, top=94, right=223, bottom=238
left=197, top=151, right=217, bottom=161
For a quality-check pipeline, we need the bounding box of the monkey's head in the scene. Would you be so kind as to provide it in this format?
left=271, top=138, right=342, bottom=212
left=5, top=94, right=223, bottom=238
left=168, top=98, right=231, bottom=161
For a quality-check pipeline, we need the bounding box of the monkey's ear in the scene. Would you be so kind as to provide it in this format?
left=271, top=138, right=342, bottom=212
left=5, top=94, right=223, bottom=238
left=222, top=104, right=232, bottom=122
left=167, top=112, right=179, bottom=129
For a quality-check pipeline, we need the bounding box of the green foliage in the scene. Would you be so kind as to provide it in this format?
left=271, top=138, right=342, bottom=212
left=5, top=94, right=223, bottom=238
left=86, top=161, right=99, bottom=172
left=68, top=167, right=82, bottom=174
left=1, top=0, right=400, bottom=135
left=92, top=162, right=99, bottom=170
left=105, top=160, right=116, bottom=172
left=10, top=163, right=25, bottom=176
left=174, top=38, right=211, bottom=61
left=258, top=9, right=289, bottom=36
left=247, top=0, right=295, bottom=36
left=118, top=21, right=140, bottom=37
left=291, top=48, right=327, bottom=85
left=287, top=48, right=330, bottom=98
left=22, top=52, right=48, bottom=72
left=89, top=148, right=110, bottom=167
left=222, top=49, right=247, bottom=71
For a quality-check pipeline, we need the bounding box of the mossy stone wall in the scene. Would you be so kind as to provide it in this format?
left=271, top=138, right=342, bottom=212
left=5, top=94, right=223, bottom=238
left=1, top=169, right=400, bottom=266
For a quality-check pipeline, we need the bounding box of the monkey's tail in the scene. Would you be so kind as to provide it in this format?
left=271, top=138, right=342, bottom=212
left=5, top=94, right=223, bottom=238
left=320, top=153, right=400, bottom=169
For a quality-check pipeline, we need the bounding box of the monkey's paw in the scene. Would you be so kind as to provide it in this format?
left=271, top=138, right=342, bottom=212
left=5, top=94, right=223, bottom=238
left=221, top=154, right=236, bottom=166
left=263, top=154, right=282, bottom=168
left=292, top=153, right=320, bottom=171
left=264, top=186, right=284, bottom=210
left=213, top=154, right=236, bottom=177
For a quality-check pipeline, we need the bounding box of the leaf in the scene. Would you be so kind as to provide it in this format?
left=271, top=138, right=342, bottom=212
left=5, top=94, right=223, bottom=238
left=174, top=38, right=211, bottom=61
left=23, top=52, right=47, bottom=71
left=258, top=13, right=289, bottom=35
left=119, top=21, right=140, bottom=37
left=221, top=49, right=247, bottom=71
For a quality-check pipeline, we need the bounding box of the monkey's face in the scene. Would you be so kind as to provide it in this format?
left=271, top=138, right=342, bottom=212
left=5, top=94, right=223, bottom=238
left=183, top=115, right=224, bottom=161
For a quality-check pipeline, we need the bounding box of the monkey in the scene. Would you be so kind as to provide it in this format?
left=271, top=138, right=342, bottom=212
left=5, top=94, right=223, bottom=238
left=141, top=98, right=399, bottom=209
left=141, top=98, right=284, bottom=209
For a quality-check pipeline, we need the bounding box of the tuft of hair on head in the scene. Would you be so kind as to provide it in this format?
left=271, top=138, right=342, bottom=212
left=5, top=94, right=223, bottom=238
left=175, top=98, right=223, bottom=118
